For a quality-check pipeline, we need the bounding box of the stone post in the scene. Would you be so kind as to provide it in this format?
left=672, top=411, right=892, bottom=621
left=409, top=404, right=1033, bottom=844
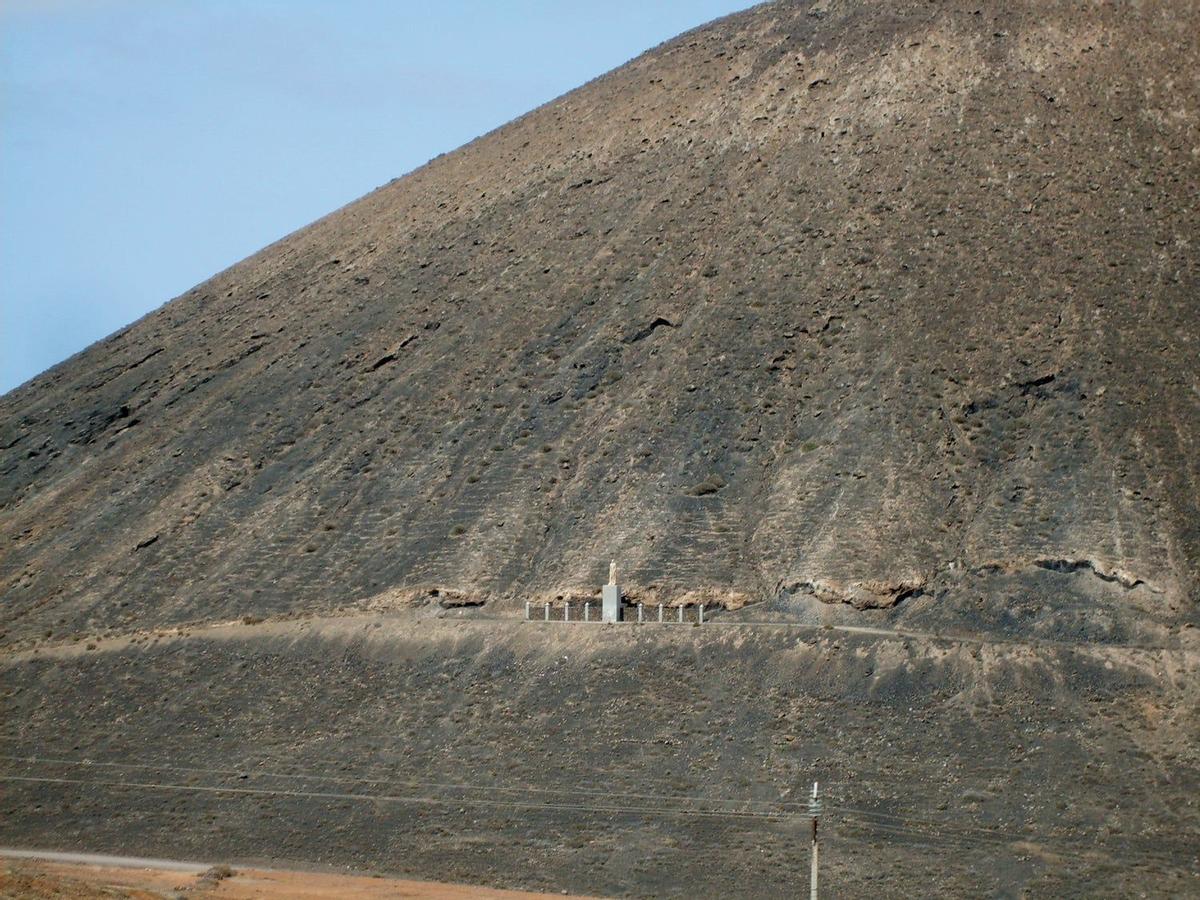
left=602, top=584, right=621, bottom=623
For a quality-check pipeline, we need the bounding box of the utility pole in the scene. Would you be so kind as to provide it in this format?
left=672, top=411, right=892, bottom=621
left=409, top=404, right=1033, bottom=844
left=809, top=781, right=821, bottom=900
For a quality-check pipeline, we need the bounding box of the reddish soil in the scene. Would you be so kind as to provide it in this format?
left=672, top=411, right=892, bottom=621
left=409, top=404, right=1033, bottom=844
left=1, top=859, right=594, bottom=899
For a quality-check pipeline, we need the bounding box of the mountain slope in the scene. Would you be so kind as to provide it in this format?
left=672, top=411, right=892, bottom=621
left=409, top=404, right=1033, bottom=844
left=2, top=0, right=1198, bottom=645
left=4, top=3, right=1200, bottom=896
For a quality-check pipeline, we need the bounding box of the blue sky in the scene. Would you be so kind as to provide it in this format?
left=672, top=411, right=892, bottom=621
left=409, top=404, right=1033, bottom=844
left=0, top=0, right=751, bottom=395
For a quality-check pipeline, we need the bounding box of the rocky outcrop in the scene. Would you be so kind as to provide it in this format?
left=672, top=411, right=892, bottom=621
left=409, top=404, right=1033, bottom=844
left=790, top=577, right=928, bottom=610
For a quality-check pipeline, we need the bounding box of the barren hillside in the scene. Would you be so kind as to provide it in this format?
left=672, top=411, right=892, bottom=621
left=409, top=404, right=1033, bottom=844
left=2, top=0, right=1197, bottom=643
left=2, top=1, right=1198, bottom=896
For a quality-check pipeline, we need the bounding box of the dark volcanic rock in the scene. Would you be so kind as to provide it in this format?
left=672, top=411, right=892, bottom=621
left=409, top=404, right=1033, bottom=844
left=2, top=617, right=1198, bottom=898
left=1, top=3, right=1199, bottom=895
left=1, top=1, right=1198, bottom=643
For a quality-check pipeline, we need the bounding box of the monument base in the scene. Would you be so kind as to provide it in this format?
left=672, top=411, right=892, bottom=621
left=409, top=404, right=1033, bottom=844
left=602, top=584, right=622, bottom=623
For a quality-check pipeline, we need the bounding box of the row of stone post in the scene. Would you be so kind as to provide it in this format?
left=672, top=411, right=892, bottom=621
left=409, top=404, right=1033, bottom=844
left=524, top=601, right=705, bottom=623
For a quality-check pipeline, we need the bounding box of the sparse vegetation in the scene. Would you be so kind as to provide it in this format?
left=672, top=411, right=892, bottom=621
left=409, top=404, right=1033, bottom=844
left=688, top=474, right=726, bottom=496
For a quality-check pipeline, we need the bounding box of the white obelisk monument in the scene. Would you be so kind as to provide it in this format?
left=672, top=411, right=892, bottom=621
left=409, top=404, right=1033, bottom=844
left=602, top=559, right=622, bottom=623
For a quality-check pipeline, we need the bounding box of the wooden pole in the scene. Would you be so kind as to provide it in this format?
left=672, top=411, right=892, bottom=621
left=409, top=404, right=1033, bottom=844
left=810, top=781, right=820, bottom=900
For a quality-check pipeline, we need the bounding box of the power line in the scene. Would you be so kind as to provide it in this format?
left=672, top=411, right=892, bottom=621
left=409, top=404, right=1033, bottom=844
left=3, top=769, right=1191, bottom=871
left=6, top=750, right=1189, bottom=864
left=826, top=800, right=1197, bottom=866
left=821, top=802, right=1015, bottom=844
left=5, top=752, right=1187, bottom=829
left=0, top=754, right=812, bottom=813
left=0, top=754, right=1047, bottom=832
left=0, top=775, right=799, bottom=823
left=832, top=815, right=1194, bottom=871
left=0, top=734, right=917, bottom=793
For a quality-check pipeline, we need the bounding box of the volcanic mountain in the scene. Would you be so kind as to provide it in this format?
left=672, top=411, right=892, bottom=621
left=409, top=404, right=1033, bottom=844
left=2, top=1, right=1198, bottom=897
left=3, top=0, right=1198, bottom=638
